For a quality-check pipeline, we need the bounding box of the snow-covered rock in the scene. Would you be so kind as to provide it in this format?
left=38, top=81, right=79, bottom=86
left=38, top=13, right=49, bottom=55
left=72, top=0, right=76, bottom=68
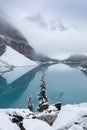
left=53, top=103, right=87, bottom=130
left=0, top=109, right=32, bottom=119
left=0, top=109, right=55, bottom=130
left=79, top=61, right=87, bottom=71
left=23, top=119, right=55, bottom=130
left=0, top=112, right=20, bottom=130
left=0, top=46, right=37, bottom=67
left=1, top=103, right=87, bottom=130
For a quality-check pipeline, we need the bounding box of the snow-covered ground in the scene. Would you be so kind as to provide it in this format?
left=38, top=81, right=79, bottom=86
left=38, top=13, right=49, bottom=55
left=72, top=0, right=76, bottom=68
left=0, top=112, right=20, bottom=130
left=53, top=103, right=87, bottom=130
left=0, top=46, right=37, bottom=67
left=0, top=46, right=38, bottom=77
left=0, top=109, right=55, bottom=130
left=0, top=109, right=30, bottom=130
left=0, top=103, right=87, bottom=130
left=23, top=119, right=55, bottom=130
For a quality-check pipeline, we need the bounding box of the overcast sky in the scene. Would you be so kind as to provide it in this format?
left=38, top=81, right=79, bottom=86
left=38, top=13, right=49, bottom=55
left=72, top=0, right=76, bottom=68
left=0, top=0, right=87, bottom=57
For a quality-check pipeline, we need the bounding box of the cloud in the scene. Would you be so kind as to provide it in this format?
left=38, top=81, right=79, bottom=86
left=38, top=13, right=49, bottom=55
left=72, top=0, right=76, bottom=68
left=48, top=19, right=67, bottom=31
left=68, top=24, right=79, bottom=31
left=0, top=0, right=86, bottom=57
left=25, top=13, right=79, bottom=31
left=25, top=13, right=47, bottom=28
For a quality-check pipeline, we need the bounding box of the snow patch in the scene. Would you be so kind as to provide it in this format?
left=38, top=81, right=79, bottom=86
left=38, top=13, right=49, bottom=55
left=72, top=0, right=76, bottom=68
left=23, top=119, right=55, bottom=130
left=0, top=112, right=20, bottom=130
left=0, top=46, right=37, bottom=67
left=78, top=66, right=87, bottom=71
left=53, top=103, right=87, bottom=130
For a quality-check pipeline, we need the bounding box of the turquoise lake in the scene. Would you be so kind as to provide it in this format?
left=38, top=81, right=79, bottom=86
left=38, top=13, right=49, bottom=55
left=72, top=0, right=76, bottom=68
left=0, top=63, right=87, bottom=109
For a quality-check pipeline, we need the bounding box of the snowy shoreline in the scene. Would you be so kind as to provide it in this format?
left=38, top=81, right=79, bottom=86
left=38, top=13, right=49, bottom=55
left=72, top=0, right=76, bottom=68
left=78, top=66, right=87, bottom=71
left=0, top=45, right=38, bottom=76
left=1, top=103, right=87, bottom=130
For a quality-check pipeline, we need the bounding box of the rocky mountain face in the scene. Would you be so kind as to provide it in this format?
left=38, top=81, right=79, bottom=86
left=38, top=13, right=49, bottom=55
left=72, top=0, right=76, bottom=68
left=0, top=15, right=57, bottom=62
left=0, top=15, right=34, bottom=57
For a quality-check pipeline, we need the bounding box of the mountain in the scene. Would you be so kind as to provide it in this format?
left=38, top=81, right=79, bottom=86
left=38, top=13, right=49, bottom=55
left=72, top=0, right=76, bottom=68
left=63, top=54, right=87, bottom=63
left=0, top=15, right=58, bottom=63
left=80, top=61, right=87, bottom=70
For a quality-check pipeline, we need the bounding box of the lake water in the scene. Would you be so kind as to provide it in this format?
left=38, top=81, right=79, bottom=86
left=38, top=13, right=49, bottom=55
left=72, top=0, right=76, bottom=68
left=0, top=63, right=87, bottom=110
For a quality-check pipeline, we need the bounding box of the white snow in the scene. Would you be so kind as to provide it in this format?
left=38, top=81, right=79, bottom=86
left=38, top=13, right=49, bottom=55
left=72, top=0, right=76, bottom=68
left=0, top=46, right=38, bottom=84
left=0, top=46, right=37, bottom=67
left=0, top=112, right=20, bottom=130
left=68, top=125, right=84, bottom=130
left=53, top=103, right=87, bottom=130
left=0, top=46, right=38, bottom=83
left=23, top=119, right=55, bottom=130
left=36, top=105, right=58, bottom=118
left=78, top=66, right=87, bottom=71
left=0, top=109, right=55, bottom=130
left=1, top=103, right=87, bottom=130
left=0, top=109, right=32, bottom=118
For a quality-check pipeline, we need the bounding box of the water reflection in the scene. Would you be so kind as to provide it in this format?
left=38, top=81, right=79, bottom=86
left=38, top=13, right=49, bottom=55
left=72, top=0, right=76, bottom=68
left=65, top=63, right=87, bottom=78
left=0, top=63, right=87, bottom=108
left=50, top=91, right=64, bottom=103
left=81, top=70, right=87, bottom=78
left=0, top=64, right=51, bottom=108
left=64, top=63, right=80, bottom=68
left=48, top=63, right=73, bottom=72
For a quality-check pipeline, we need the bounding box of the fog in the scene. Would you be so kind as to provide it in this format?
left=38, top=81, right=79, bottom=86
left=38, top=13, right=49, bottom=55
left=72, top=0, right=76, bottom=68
left=0, top=0, right=87, bottom=57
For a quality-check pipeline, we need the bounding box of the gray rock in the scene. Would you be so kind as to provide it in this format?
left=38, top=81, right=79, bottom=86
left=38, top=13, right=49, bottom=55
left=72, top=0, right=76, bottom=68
left=37, top=114, right=57, bottom=126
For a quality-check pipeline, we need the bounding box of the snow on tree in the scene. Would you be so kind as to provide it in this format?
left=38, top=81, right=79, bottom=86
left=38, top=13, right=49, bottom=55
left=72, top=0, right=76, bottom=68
left=27, top=96, right=33, bottom=112
left=37, top=69, right=49, bottom=111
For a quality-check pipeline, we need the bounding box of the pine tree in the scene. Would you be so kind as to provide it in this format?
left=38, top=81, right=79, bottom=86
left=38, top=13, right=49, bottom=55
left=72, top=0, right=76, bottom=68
left=37, top=70, right=48, bottom=111
left=27, top=96, right=33, bottom=112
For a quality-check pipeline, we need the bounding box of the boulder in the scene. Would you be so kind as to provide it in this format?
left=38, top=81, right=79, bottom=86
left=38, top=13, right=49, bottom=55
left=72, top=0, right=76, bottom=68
left=37, top=114, right=57, bottom=126
left=54, top=103, right=61, bottom=110
left=38, top=104, right=49, bottom=112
